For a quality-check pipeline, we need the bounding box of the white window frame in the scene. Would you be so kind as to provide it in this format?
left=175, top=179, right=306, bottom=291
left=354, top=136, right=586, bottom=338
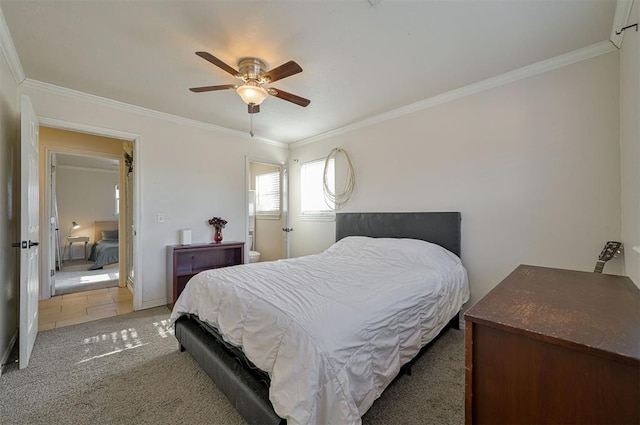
left=255, top=170, right=281, bottom=219
left=301, top=158, right=335, bottom=221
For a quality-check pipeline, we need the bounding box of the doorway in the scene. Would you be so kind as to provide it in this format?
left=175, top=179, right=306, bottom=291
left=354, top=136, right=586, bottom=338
left=247, top=159, right=289, bottom=263
left=37, top=125, right=139, bottom=329
left=51, top=152, right=121, bottom=296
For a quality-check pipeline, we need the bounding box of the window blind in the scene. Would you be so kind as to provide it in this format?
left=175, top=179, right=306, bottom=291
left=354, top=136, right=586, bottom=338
left=255, top=171, right=280, bottom=215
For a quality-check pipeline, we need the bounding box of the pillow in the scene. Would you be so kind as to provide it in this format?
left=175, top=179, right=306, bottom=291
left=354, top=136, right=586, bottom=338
left=324, top=236, right=371, bottom=257
left=101, top=230, right=119, bottom=241
left=325, top=235, right=460, bottom=269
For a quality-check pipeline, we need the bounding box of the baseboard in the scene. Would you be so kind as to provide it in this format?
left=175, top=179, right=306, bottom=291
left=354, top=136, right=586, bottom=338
left=142, top=297, right=169, bottom=310
left=0, top=330, right=18, bottom=376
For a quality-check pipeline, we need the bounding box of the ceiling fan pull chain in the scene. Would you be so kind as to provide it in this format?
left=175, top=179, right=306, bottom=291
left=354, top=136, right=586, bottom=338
left=249, top=113, right=254, bottom=137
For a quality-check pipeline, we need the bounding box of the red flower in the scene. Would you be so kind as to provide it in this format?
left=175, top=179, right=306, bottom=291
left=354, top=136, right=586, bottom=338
left=208, top=216, right=228, bottom=229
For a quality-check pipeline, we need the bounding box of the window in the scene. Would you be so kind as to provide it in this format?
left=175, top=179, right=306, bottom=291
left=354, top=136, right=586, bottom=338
left=255, top=171, right=281, bottom=216
left=301, top=158, right=334, bottom=218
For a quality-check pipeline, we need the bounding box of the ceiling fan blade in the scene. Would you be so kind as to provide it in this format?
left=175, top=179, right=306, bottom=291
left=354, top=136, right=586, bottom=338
left=269, top=88, right=311, bottom=107
left=195, top=52, right=240, bottom=78
left=262, top=61, right=303, bottom=83
left=248, top=104, right=260, bottom=114
left=189, top=84, right=236, bottom=93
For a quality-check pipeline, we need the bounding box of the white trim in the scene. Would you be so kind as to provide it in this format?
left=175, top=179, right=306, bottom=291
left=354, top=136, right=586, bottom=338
left=57, top=164, right=119, bottom=174
left=142, top=297, right=169, bottom=310
left=610, top=0, right=635, bottom=49
left=22, top=79, right=288, bottom=148
left=290, top=41, right=616, bottom=148
left=0, top=330, right=17, bottom=375
left=256, top=214, right=282, bottom=220
left=39, top=117, right=140, bottom=142
left=300, top=213, right=335, bottom=222
left=0, top=7, right=25, bottom=85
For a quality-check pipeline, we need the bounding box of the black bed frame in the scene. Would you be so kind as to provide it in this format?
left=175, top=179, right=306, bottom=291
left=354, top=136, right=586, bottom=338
left=174, top=212, right=463, bottom=425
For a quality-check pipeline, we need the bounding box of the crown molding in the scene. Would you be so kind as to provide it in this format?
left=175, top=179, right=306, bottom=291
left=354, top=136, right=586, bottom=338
left=290, top=41, right=617, bottom=149
left=0, top=7, right=25, bottom=85
left=39, top=116, right=141, bottom=142
left=609, top=0, right=634, bottom=49
left=21, top=79, right=288, bottom=149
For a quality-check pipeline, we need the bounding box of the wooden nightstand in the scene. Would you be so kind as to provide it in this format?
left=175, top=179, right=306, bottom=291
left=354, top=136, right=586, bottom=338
left=167, top=242, right=245, bottom=307
left=67, top=235, right=90, bottom=260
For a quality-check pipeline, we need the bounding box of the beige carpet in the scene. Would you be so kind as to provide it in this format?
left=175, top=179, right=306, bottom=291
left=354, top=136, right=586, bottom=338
left=0, top=307, right=465, bottom=425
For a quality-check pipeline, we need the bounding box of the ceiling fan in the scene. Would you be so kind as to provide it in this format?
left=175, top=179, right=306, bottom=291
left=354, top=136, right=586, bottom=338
left=189, top=52, right=311, bottom=114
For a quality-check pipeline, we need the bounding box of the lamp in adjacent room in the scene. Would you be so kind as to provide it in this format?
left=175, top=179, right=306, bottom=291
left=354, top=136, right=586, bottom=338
left=69, top=221, right=80, bottom=236
left=62, top=221, right=81, bottom=265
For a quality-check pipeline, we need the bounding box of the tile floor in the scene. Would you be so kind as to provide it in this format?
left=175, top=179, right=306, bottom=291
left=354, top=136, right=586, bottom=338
left=38, top=286, right=133, bottom=331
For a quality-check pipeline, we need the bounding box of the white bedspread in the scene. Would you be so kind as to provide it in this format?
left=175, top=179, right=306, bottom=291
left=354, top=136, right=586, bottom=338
left=170, top=237, right=469, bottom=425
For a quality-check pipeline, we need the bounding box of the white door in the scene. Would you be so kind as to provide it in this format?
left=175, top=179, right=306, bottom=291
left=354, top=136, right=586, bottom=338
left=19, top=95, right=40, bottom=369
left=281, top=164, right=291, bottom=259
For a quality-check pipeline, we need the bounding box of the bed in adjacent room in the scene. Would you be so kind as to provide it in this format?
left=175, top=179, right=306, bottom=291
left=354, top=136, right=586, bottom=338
left=88, top=220, right=119, bottom=270
left=170, top=212, right=469, bottom=425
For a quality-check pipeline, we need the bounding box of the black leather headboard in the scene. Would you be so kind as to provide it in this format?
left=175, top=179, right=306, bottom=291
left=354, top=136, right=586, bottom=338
left=335, top=212, right=462, bottom=258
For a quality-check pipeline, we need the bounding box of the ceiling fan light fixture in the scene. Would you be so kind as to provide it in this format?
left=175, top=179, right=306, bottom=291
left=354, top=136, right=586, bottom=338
left=236, top=81, right=268, bottom=105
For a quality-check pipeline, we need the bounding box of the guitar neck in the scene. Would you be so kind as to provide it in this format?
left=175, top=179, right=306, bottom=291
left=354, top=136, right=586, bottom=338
left=594, top=260, right=606, bottom=274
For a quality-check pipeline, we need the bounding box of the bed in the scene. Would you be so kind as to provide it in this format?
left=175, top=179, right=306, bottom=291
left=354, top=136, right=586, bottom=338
left=170, top=212, right=469, bottom=425
left=88, top=220, right=119, bottom=270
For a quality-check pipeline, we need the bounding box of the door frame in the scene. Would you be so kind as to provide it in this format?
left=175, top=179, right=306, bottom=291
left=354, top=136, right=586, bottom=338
left=37, top=117, right=143, bottom=311
left=245, top=156, right=289, bottom=262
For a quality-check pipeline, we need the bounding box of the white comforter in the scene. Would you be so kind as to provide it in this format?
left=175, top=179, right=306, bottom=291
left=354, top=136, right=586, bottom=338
left=170, top=236, right=469, bottom=425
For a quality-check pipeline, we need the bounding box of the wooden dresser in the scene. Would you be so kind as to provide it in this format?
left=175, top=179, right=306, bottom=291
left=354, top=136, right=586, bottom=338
left=464, top=265, right=640, bottom=425
left=167, top=242, right=244, bottom=307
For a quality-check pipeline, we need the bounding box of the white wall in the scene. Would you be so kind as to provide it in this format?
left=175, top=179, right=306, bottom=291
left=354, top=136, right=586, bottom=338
left=56, top=166, right=119, bottom=259
left=20, top=84, right=288, bottom=308
left=290, top=51, right=622, bottom=307
left=0, top=31, right=19, bottom=369
left=620, top=0, right=640, bottom=287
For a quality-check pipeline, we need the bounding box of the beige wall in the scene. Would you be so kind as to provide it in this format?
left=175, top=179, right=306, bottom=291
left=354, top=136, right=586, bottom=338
left=0, top=37, right=19, bottom=369
left=619, top=1, right=640, bottom=288
left=289, top=51, right=622, bottom=308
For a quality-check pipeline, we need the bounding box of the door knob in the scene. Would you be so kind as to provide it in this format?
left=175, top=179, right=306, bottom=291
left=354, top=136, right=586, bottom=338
left=28, top=240, right=40, bottom=248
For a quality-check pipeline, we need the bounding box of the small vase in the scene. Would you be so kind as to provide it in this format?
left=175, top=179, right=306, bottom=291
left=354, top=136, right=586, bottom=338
left=213, top=228, right=223, bottom=244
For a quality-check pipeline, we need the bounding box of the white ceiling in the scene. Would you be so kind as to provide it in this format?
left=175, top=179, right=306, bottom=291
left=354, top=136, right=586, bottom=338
left=1, top=0, right=617, bottom=144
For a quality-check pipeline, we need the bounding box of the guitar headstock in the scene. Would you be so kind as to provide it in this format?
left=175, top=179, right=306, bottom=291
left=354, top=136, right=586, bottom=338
left=598, top=241, right=623, bottom=262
